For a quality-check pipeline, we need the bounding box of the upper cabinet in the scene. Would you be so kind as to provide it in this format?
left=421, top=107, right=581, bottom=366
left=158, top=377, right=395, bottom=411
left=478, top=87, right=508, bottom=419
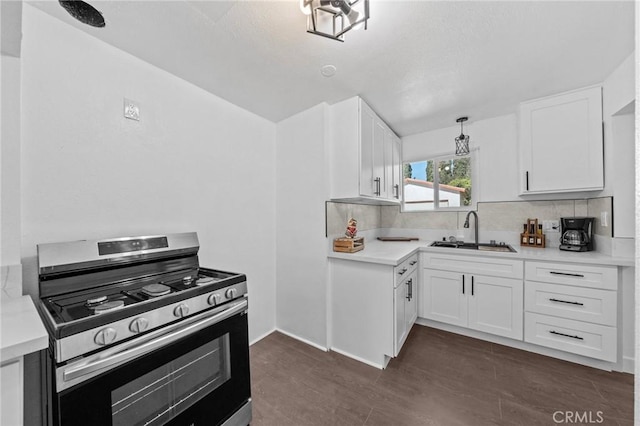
left=329, top=97, right=402, bottom=204
left=518, top=86, right=604, bottom=195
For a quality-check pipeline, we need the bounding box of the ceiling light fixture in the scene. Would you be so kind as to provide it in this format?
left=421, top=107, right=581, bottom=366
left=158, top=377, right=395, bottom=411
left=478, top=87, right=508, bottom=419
left=455, top=117, right=470, bottom=156
left=301, top=0, right=369, bottom=42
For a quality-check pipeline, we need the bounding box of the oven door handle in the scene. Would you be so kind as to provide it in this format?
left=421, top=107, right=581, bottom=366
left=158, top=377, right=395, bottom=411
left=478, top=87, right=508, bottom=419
left=62, top=299, right=248, bottom=383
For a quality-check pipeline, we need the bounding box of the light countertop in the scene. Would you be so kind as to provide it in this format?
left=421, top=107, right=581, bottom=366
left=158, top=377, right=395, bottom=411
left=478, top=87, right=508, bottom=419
left=328, top=239, right=635, bottom=267
left=1, top=295, right=48, bottom=362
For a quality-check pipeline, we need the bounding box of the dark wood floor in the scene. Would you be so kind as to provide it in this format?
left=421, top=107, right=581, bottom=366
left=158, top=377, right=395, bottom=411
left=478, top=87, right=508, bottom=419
left=249, top=325, right=633, bottom=425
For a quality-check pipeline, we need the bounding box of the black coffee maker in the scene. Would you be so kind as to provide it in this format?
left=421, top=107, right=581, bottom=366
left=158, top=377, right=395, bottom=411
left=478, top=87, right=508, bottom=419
left=559, top=217, right=594, bottom=252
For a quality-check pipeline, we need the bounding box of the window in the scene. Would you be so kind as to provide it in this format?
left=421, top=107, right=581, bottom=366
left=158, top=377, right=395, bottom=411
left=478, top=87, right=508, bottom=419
left=403, top=155, right=473, bottom=211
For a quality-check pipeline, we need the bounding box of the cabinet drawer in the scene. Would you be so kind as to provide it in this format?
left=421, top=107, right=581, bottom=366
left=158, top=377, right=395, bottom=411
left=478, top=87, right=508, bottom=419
left=524, top=312, right=616, bottom=362
left=395, top=253, right=419, bottom=281
left=422, top=253, right=523, bottom=279
left=525, top=261, right=617, bottom=290
left=525, top=281, right=616, bottom=326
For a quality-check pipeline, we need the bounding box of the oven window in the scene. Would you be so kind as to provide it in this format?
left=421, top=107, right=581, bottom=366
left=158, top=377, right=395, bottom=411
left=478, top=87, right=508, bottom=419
left=111, top=334, right=231, bottom=426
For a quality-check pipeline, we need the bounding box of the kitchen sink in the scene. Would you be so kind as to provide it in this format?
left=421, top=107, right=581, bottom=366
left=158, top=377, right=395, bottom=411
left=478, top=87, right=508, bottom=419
left=430, top=241, right=517, bottom=253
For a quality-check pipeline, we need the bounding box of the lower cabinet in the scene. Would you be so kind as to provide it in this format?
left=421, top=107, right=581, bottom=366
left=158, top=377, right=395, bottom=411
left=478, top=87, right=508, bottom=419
left=421, top=269, right=524, bottom=340
left=1, top=357, right=23, bottom=426
left=523, top=261, right=619, bottom=362
left=394, top=270, right=417, bottom=356
left=330, top=253, right=418, bottom=368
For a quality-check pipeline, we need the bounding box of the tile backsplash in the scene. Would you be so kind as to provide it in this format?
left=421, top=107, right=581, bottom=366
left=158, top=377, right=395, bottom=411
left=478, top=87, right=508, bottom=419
left=327, top=197, right=613, bottom=238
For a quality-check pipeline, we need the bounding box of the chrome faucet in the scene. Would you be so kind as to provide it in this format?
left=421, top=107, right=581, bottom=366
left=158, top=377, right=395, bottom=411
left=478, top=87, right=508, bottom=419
left=464, top=211, right=479, bottom=246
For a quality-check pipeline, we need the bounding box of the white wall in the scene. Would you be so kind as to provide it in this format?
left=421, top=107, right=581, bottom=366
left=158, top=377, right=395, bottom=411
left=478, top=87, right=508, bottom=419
left=403, top=114, right=519, bottom=202
left=19, top=4, right=277, bottom=344
left=403, top=184, right=461, bottom=210
left=603, top=52, right=636, bottom=238
left=275, top=103, right=329, bottom=349
left=1, top=54, right=21, bottom=267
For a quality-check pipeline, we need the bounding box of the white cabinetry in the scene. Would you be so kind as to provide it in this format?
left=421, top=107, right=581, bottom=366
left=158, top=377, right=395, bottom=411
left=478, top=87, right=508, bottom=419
left=1, top=358, right=22, bottom=426
left=1, top=296, right=49, bottom=426
left=330, top=253, right=418, bottom=368
left=421, top=253, right=524, bottom=340
left=524, top=261, right=618, bottom=362
left=394, top=257, right=418, bottom=355
left=329, top=97, right=401, bottom=203
left=519, top=86, right=603, bottom=194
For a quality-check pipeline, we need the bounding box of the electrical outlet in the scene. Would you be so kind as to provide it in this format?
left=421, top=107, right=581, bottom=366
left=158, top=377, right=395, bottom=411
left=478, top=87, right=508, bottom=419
left=601, top=211, right=608, bottom=227
left=543, top=220, right=560, bottom=232
left=124, top=98, right=140, bottom=121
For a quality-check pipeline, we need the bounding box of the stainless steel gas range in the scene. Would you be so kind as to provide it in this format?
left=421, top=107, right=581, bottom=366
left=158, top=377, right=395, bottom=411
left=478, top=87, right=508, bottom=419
left=36, top=232, right=251, bottom=426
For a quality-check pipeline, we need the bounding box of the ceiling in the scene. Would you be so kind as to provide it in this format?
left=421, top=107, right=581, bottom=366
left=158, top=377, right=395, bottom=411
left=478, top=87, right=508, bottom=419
left=26, top=0, right=635, bottom=136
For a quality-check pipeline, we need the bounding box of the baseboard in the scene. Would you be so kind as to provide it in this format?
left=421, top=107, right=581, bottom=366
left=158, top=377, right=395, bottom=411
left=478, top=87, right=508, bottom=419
left=622, top=355, right=635, bottom=374
left=330, top=346, right=389, bottom=370
left=249, top=327, right=276, bottom=346
left=275, top=328, right=329, bottom=352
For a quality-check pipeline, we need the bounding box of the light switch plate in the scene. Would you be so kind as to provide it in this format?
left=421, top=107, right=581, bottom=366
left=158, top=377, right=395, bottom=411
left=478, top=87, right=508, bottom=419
left=124, top=98, right=140, bottom=121
left=601, top=211, right=608, bottom=227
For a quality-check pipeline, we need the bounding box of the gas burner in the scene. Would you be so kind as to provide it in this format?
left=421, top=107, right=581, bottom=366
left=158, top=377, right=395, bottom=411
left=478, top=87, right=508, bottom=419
left=141, top=283, right=171, bottom=297
left=93, top=300, right=125, bottom=314
left=196, top=277, right=215, bottom=286
left=86, top=295, right=108, bottom=306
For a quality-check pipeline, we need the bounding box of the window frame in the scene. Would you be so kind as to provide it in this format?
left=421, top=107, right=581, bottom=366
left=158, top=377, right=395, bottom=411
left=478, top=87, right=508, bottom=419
left=401, top=150, right=477, bottom=213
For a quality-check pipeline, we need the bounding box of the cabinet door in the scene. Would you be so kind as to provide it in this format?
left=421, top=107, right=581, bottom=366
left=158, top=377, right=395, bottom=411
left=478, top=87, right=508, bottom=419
left=467, top=274, right=523, bottom=340
left=395, top=271, right=418, bottom=356
left=421, top=270, right=467, bottom=327
left=394, top=281, right=407, bottom=356
left=405, top=271, right=418, bottom=328
left=373, top=120, right=386, bottom=197
left=359, top=101, right=376, bottom=197
left=519, top=86, right=603, bottom=194
left=390, top=133, right=402, bottom=200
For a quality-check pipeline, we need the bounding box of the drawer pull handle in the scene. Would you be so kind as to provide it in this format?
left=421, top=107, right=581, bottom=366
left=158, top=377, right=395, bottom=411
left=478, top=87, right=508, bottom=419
left=398, top=268, right=407, bottom=275
left=409, top=261, right=417, bottom=266
left=549, top=298, right=584, bottom=306
left=549, top=330, right=584, bottom=340
left=549, top=271, right=585, bottom=278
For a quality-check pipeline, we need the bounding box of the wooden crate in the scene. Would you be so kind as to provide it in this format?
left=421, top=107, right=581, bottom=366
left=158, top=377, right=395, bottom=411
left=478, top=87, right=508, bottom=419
left=333, top=237, right=365, bottom=253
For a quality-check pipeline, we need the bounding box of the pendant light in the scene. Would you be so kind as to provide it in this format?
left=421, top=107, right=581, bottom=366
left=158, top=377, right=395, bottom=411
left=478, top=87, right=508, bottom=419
left=455, top=117, right=470, bottom=156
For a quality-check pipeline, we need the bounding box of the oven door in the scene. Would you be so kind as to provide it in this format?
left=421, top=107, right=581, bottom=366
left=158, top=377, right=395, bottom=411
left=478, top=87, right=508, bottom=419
left=51, top=299, right=250, bottom=426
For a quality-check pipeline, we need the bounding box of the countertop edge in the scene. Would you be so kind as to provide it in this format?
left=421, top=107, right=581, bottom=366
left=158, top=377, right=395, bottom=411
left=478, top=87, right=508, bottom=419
left=1, top=295, right=49, bottom=363
left=328, top=241, right=634, bottom=267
